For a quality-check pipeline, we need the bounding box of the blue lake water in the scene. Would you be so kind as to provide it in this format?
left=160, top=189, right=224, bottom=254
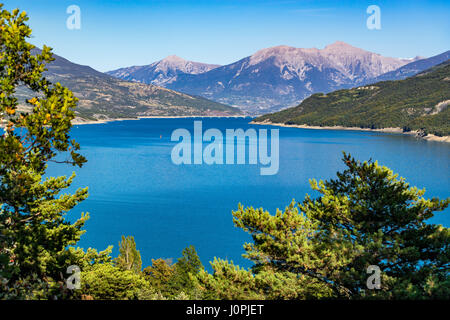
left=46, top=117, right=450, bottom=269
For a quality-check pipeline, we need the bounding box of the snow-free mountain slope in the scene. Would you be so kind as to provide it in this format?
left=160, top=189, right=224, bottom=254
left=15, top=50, right=241, bottom=121
left=107, top=55, right=220, bottom=86
left=163, top=42, right=414, bottom=113
left=369, top=50, right=450, bottom=83
left=107, top=42, right=428, bottom=114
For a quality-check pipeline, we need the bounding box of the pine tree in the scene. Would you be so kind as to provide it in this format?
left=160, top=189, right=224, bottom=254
left=202, top=153, right=449, bottom=299
left=81, top=263, right=150, bottom=300
left=143, top=258, right=175, bottom=294
left=115, top=235, right=142, bottom=273
left=0, top=5, right=88, bottom=297
left=169, top=245, right=204, bottom=297
left=197, top=258, right=265, bottom=300
left=299, top=152, right=450, bottom=298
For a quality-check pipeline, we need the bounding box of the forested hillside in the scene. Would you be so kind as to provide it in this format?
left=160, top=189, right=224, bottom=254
left=255, top=61, right=450, bottom=136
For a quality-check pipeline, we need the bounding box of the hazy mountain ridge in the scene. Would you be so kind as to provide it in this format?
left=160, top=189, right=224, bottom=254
left=15, top=50, right=241, bottom=121
left=367, top=50, right=450, bottom=83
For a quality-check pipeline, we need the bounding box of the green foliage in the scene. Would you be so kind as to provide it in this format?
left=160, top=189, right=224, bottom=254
left=0, top=274, right=50, bottom=299
left=0, top=4, right=88, bottom=297
left=301, top=153, right=450, bottom=298
left=142, top=246, right=204, bottom=299
left=80, top=263, right=150, bottom=300
left=219, top=153, right=449, bottom=299
left=197, top=258, right=265, bottom=300
left=255, top=62, right=450, bottom=136
left=169, top=245, right=203, bottom=297
left=197, top=204, right=334, bottom=300
left=143, top=258, right=175, bottom=294
left=115, top=235, right=142, bottom=273
left=68, top=246, right=114, bottom=271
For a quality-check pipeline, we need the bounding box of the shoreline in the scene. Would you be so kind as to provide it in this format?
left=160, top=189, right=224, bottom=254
left=250, top=120, right=450, bottom=143
left=4, top=116, right=448, bottom=143
left=1, top=115, right=249, bottom=128
left=71, top=115, right=250, bottom=125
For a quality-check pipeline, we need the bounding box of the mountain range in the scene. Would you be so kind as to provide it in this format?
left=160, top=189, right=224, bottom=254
left=15, top=50, right=241, bottom=122
left=107, top=41, right=432, bottom=114
left=16, top=43, right=449, bottom=122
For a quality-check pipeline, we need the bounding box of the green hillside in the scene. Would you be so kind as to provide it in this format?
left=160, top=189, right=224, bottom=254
left=254, top=61, right=450, bottom=136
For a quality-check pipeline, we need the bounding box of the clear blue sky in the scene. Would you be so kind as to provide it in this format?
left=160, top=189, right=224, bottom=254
left=2, top=0, right=449, bottom=72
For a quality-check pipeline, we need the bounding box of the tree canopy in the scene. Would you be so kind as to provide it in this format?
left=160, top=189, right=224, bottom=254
left=198, top=153, right=449, bottom=299
left=0, top=4, right=88, bottom=298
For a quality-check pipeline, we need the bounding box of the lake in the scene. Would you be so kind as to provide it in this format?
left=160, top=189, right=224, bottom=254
left=46, top=117, right=450, bottom=269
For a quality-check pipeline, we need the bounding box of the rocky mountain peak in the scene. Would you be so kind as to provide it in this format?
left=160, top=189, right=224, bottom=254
left=106, top=42, right=442, bottom=115
left=322, top=41, right=369, bottom=56
left=161, top=54, right=185, bottom=62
